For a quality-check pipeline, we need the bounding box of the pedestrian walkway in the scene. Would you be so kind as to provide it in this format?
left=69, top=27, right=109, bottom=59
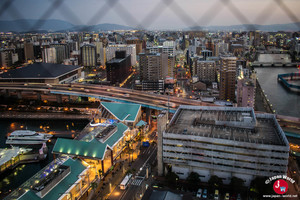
left=131, top=177, right=144, bottom=186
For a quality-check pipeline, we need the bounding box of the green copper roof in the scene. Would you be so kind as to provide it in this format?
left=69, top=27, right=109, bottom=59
left=105, top=122, right=128, bottom=148
left=136, top=120, right=147, bottom=127
left=19, top=158, right=86, bottom=200
left=101, top=102, right=141, bottom=122
left=52, top=122, right=129, bottom=159
left=53, top=138, right=107, bottom=160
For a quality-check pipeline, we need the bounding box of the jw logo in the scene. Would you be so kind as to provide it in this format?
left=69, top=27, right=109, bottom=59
left=280, top=186, right=286, bottom=192
left=273, top=179, right=288, bottom=195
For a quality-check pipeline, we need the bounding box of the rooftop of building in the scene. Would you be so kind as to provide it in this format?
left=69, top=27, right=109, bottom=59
left=101, top=102, right=141, bottom=122
left=52, top=122, right=129, bottom=160
left=197, top=60, right=216, bottom=63
left=166, top=106, right=288, bottom=146
left=106, top=57, right=127, bottom=63
left=19, top=158, right=87, bottom=200
left=0, top=63, right=82, bottom=79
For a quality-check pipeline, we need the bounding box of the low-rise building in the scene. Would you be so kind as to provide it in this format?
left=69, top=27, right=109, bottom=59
left=0, top=63, right=83, bottom=84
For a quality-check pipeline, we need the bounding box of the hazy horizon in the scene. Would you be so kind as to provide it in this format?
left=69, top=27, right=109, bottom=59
left=0, top=0, right=300, bottom=29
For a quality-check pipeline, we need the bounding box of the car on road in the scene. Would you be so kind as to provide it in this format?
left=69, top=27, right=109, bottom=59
left=202, top=189, right=208, bottom=199
left=214, top=190, right=219, bottom=200
left=225, top=193, right=230, bottom=200
left=196, top=188, right=202, bottom=198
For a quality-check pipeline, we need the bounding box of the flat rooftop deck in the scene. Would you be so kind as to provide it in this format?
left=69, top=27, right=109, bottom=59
left=166, top=106, right=286, bottom=146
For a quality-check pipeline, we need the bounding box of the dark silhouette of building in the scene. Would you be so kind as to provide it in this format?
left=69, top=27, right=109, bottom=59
left=106, top=50, right=131, bottom=85
left=24, top=42, right=34, bottom=61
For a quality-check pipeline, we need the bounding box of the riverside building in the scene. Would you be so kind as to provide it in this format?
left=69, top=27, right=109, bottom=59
left=157, top=105, right=289, bottom=186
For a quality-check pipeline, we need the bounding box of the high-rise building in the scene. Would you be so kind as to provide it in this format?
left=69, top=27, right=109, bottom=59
left=196, top=60, right=216, bottom=82
left=106, top=44, right=136, bottom=67
left=24, top=42, right=34, bottom=61
left=0, top=50, right=13, bottom=67
left=219, top=56, right=237, bottom=101
left=201, top=50, right=213, bottom=60
left=106, top=51, right=131, bottom=85
left=93, top=41, right=104, bottom=64
left=42, top=47, right=57, bottom=64
left=147, top=46, right=175, bottom=57
left=139, top=53, right=168, bottom=81
left=167, top=56, right=175, bottom=78
left=126, top=38, right=143, bottom=55
left=158, top=105, right=289, bottom=186
left=51, top=44, right=67, bottom=64
left=81, top=44, right=97, bottom=67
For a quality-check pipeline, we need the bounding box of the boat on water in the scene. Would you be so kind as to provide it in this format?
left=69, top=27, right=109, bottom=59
left=6, top=130, right=53, bottom=145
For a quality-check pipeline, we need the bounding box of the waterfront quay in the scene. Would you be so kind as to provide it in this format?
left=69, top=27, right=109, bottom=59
left=0, top=147, right=46, bottom=175
left=0, top=111, right=91, bottom=120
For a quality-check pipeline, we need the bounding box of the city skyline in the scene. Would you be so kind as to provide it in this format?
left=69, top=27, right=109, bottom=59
left=0, top=0, right=300, bottom=29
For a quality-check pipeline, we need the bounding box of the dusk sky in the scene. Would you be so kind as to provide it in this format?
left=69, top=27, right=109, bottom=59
left=0, top=0, right=300, bottom=29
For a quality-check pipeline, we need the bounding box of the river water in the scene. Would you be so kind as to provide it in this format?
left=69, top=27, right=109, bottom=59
left=255, top=67, right=300, bottom=118
left=0, top=119, right=88, bottom=199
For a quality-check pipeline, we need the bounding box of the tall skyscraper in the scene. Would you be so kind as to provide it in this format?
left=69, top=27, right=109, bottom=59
left=219, top=56, right=237, bottom=101
left=81, top=44, right=97, bottom=67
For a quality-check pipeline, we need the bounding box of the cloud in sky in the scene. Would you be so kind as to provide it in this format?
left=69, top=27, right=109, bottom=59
left=0, top=0, right=300, bottom=29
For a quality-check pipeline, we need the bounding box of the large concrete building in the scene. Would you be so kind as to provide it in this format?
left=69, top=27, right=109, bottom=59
left=219, top=56, right=237, bottom=101
left=196, top=60, right=216, bottom=83
left=106, top=44, right=136, bottom=67
left=157, top=106, right=289, bottom=186
left=126, top=38, right=143, bottom=55
left=42, top=47, right=57, bottom=63
left=147, top=46, right=175, bottom=57
left=139, top=53, right=168, bottom=81
left=81, top=44, right=97, bottom=67
left=106, top=51, right=131, bottom=85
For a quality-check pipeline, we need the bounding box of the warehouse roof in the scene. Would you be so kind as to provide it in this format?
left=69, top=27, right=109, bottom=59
left=0, top=63, right=82, bottom=79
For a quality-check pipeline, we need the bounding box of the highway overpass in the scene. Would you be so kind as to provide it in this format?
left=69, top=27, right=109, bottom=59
left=0, top=82, right=216, bottom=113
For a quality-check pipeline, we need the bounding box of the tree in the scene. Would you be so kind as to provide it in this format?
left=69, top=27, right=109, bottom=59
left=186, top=172, right=201, bottom=191
left=230, top=177, right=245, bottom=193
left=125, top=140, right=134, bottom=163
left=166, top=171, right=179, bottom=186
left=208, top=175, right=223, bottom=190
left=98, top=169, right=103, bottom=179
left=250, top=176, right=273, bottom=198
left=90, top=182, right=98, bottom=192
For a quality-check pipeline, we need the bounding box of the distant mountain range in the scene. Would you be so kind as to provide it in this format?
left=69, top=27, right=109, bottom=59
left=0, top=19, right=134, bottom=32
left=0, top=19, right=299, bottom=32
left=189, top=22, right=300, bottom=32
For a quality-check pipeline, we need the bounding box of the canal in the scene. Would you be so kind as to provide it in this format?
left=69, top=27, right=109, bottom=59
left=0, top=119, right=88, bottom=199
left=255, top=67, right=300, bottom=118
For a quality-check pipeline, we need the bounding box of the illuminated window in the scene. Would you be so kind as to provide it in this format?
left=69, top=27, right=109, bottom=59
left=66, top=193, right=72, bottom=200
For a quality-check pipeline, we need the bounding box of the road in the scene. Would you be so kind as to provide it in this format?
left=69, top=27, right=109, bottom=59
left=108, top=144, right=157, bottom=200
left=0, top=82, right=216, bottom=111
